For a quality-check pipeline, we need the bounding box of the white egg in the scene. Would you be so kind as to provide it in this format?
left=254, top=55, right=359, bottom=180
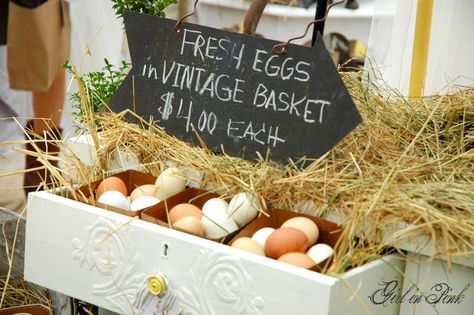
left=154, top=167, right=187, bottom=200
left=202, top=198, right=229, bottom=216
left=251, top=227, right=275, bottom=248
left=201, top=211, right=238, bottom=239
left=227, top=192, right=259, bottom=227
left=130, top=195, right=160, bottom=211
left=97, top=190, right=130, bottom=210
left=306, top=243, right=334, bottom=264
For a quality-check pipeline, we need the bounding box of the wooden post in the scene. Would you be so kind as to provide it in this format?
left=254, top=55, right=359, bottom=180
left=178, top=0, right=188, bottom=22
left=242, top=0, right=270, bottom=35
left=409, top=0, right=434, bottom=97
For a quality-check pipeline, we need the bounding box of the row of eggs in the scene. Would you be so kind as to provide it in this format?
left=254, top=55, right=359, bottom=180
left=168, top=192, right=259, bottom=239
left=231, top=217, right=334, bottom=269
left=96, top=167, right=187, bottom=211
left=94, top=169, right=260, bottom=239
left=95, top=170, right=333, bottom=269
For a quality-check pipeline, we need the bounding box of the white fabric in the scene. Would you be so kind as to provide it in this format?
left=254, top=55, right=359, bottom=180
left=68, top=0, right=128, bottom=74
left=425, top=1, right=474, bottom=94
left=365, top=0, right=474, bottom=96
left=64, top=0, right=128, bottom=135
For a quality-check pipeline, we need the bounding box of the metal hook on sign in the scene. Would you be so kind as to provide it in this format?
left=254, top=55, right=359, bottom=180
left=175, top=0, right=200, bottom=33
left=272, top=0, right=345, bottom=54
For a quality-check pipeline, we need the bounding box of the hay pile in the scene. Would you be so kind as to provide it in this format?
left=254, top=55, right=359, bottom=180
left=9, top=71, right=473, bottom=276
left=0, top=277, right=51, bottom=310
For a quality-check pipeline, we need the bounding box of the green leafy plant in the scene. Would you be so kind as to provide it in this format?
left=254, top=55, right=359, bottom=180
left=110, top=0, right=177, bottom=17
left=63, top=59, right=130, bottom=130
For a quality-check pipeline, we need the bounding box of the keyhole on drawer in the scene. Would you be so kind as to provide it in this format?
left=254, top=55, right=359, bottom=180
left=162, top=242, right=169, bottom=258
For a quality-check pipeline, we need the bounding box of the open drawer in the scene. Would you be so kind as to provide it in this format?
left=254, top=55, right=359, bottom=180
left=25, top=191, right=405, bottom=315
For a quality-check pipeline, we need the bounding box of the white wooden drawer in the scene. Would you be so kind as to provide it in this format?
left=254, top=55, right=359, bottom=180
left=25, top=191, right=404, bottom=315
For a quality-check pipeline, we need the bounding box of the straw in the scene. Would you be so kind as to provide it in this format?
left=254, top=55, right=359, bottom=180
left=2, top=70, right=472, bottom=276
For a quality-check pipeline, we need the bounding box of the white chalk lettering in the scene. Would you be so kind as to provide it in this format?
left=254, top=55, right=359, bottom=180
left=159, top=92, right=174, bottom=120
left=205, top=37, right=218, bottom=59
left=181, top=30, right=244, bottom=69
left=216, top=38, right=230, bottom=61
left=289, top=93, right=305, bottom=117
left=252, top=51, right=311, bottom=82
left=298, top=99, right=332, bottom=124
left=252, top=84, right=330, bottom=124
left=267, top=126, right=285, bottom=147
left=194, top=67, right=206, bottom=91
left=141, top=64, right=158, bottom=80
left=194, top=35, right=206, bottom=60
left=295, top=61, right=310, bottom=82
left=162, top=61, right=175, bottom=84
left=172, top=63, right=184, bottom=87
left=278, top=92, right=290, bottom=112
left=215, top=74, right=231, bottom=101
left=281, top=57, right=294, bottom=80
left=253, top=83, right=267, bottom=107
left=176, top=99, right=193, bottom=133
left=316, top=100, right=331, bottom=123
left=227, top=119, right=244, bottom=138
left=232, top=43, right=245, bottom=70
left=233, top=79, right=245, bottom=103
left=252, top=49, right=267, bottom=72
left=265, top=90, right=277, bottom=111
left=180, top=65, right=194, bottom=91
left=180, top=29, right=205, bottom=61
left=198, top=111, right=217, bottom=135
left=162, top=60, right=246, bottom=103
left=265, top=55, right=280, bottom=77
left=227, top=120, right=285, bottom=147
left=199, top=73, right=215, bottom=98
left=242, top=121, right=265, bottom=145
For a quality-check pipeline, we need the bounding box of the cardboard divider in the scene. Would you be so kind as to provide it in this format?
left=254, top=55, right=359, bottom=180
left=141, top=188, right=242, bottom=243
left=230, top=209, right=343, bottom=272
left=75, top=169, right=157, bottom=217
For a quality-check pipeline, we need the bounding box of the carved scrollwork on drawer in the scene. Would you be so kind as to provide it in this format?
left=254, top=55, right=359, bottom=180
left=72, top=217, right=145, bottom=314
left=178, top=249, right=265, bottom=315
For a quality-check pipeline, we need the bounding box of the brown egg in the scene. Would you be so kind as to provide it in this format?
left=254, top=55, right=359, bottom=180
left=265, top=227, right=309, bottom=259
left=130, top=184, right=158, bottom=202
left=281, top=217, right=320, bottom=246
left=173, top=216, right=204, bottom=236
left=278, top=252, right=316, bottom=269
left=169, top=203, right=202, bottom=225
left=96, top=176, right=128, bottom=199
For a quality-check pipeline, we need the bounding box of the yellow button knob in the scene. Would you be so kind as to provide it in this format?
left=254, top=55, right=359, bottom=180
left=147, top=275, right=166, bottom=295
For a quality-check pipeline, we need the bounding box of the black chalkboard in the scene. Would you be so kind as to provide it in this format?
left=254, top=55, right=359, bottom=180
left=109, top=11, right=362, bottom=163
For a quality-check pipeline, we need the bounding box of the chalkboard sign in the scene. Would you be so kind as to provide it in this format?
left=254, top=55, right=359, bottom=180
left=110, top=11, right=362, bottom=163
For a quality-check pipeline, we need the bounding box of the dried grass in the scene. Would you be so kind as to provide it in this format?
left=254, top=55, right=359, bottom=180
left=0, top=277, right=51, bottom=310
left=2, top=71, right=472, bottom=277
left=0, top=205, right=51, bottom=310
